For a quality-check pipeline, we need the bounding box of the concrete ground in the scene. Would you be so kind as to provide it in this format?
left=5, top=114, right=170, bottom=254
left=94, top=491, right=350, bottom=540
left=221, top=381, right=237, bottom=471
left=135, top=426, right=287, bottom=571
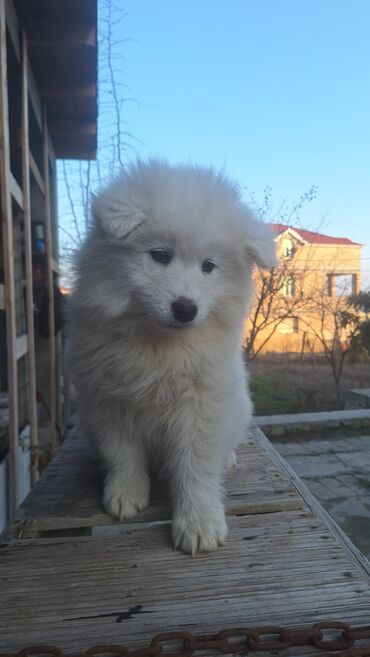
left=272, top=429, right=370, bottom=559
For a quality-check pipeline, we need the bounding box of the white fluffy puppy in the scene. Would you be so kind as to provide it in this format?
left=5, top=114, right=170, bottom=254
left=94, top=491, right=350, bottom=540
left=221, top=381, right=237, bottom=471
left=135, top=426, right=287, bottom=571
left=69, top=159, right=276, bottom=554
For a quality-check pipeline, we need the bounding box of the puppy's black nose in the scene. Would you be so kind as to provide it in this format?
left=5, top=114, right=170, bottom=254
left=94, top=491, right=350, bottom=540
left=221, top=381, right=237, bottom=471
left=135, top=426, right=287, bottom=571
left=171, top=298, right=198, bottom=323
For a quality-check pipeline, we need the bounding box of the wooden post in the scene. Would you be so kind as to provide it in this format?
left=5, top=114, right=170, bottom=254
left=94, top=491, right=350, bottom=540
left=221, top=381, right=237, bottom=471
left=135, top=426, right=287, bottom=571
left=0, top=0, right=19, bottom=513
left=21, top=30, right=39, bottom=483
left=43, top=109, right=57, bottom=452
left=48, top=149, right=62, bottom=435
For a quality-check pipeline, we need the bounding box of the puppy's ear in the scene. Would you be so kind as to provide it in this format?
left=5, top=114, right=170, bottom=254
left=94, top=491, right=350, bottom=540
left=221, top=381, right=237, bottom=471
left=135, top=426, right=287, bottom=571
left=92, top=192, right=145, bottom=240
left=244, top=215, right=277, bottom=269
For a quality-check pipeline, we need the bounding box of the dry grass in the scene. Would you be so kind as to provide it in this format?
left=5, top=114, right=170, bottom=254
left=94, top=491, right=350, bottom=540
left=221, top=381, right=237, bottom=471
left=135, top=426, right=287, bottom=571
left=247, top=351, right=370, bottom=415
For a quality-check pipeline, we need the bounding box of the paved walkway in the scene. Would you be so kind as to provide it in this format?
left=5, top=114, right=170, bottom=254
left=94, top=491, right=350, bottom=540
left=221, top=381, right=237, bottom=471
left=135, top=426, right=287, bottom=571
left=272, top=430, right=370, bottom=559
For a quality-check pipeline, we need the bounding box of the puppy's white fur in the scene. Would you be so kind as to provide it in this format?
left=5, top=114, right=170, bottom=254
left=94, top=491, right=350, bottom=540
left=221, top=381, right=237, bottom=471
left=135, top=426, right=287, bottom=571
left=69, top=159, right=276, bottom=554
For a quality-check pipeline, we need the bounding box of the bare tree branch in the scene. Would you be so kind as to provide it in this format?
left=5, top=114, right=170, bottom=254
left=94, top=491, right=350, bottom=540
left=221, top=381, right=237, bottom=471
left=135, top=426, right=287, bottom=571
left=59, top=1, right=136, bottom=283
left=62, top=161, right=82, bottom=246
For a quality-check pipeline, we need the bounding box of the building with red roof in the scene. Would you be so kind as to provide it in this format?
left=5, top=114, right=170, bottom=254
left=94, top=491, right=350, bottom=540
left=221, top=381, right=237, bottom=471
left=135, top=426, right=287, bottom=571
left=244, top=224, right=363, bottom=355
left=269, top=223, right=362, bottom=247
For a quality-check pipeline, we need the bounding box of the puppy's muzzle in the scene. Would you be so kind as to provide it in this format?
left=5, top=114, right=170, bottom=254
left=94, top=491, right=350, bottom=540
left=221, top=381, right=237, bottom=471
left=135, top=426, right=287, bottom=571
left=171, top=298, right=198, bottom=323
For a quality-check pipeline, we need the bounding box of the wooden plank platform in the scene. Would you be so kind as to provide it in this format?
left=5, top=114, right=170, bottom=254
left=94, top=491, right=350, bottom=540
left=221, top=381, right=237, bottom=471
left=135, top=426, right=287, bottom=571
left=7, top=429, right=302, bottom=539
left=1, top=511, right=370, bottom=652
left=1, top=427, right=370, bottom=653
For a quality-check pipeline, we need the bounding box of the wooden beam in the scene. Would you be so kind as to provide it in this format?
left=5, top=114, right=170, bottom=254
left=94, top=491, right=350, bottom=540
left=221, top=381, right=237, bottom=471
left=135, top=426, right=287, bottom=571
left=47, top=139, right=62, bottom=433
left=49, top=119, right=96, bottom=136
left=43, top=109, right=57, bottom=453
left=9, top=171, right=23, bottom=209
left=5, top=0, right=20, bottom=62
left=22, top=31, right=39, bottom=484
left=51, top=142, right=96, bottom=160
left=38, top=80, right=96, bottom=99
left=0, top=0, right=19, bottom=514
left=47, top=133, right=56, bottom=169
left=29, top=151, right=45, bottom=196
left=57, top=151, right=97, bottom=161
left=55, top=332, right=62, bottom=437
left=28, top=25, right=96, bottom=48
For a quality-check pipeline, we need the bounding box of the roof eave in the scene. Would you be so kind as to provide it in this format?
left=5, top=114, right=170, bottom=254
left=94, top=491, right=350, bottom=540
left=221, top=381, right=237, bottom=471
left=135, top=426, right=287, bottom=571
left=15, top=0, right=98, bottom=160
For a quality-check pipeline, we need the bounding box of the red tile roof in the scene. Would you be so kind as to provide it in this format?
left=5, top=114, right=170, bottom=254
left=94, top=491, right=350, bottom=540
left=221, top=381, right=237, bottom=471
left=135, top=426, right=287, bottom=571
left=269, top=223, right=362, bottom=246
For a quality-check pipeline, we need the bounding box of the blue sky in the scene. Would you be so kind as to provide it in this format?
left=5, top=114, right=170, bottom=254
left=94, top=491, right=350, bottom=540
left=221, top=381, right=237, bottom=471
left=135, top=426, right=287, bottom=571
left=60, top=0, right=370, bottom=284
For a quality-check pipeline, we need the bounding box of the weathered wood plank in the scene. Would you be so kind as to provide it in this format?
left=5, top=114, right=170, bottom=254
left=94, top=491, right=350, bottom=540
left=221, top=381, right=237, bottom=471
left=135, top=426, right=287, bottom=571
left=254, top=426, right=370, bottom=579
left=8, top=430, right=302, bottom=539
left=1, top=510, right=370, bottom=651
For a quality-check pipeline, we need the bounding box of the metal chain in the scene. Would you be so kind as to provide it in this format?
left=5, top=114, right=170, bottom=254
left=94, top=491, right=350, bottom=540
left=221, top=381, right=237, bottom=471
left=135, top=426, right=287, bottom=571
left=1, top=621, right=370, bottom=657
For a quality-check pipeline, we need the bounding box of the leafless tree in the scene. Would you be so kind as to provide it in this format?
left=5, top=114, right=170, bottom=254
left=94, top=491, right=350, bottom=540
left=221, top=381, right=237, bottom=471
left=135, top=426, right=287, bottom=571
left=298, top=278, right=366, bottom=402
left=245, top=256, right=309, bottom=358
left=244, top=186, right=319, bottom=358
left=58, top=0, right=138, bottom=283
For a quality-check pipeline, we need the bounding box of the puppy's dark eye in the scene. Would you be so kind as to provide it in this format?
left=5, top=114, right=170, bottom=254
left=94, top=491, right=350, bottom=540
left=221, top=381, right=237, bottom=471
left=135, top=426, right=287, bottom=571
left=202, top=259, right=216, bottom=274
left=150, top=249, right=172, bottom=265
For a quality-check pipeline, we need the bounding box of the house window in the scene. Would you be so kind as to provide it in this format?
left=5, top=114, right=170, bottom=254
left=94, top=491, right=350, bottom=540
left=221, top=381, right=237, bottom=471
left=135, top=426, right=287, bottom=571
left=277, top=316, right=299, bottom=334
left=281, top=238, right=295, bottom=258
left=327, top=273, right=357, bottom=297
left=281, top=274, right=295, bottom=297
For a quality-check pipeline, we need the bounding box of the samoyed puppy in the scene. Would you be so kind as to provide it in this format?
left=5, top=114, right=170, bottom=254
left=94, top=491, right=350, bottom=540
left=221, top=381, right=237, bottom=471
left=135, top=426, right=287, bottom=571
left=69, top=159, right=276, bottom=554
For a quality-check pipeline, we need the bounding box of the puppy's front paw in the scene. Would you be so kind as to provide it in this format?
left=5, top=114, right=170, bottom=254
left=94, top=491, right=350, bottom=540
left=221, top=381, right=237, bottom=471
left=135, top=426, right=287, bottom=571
left=103, top=472, right=150, bottom=520
left=172, top=505, right=228, bottom=555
